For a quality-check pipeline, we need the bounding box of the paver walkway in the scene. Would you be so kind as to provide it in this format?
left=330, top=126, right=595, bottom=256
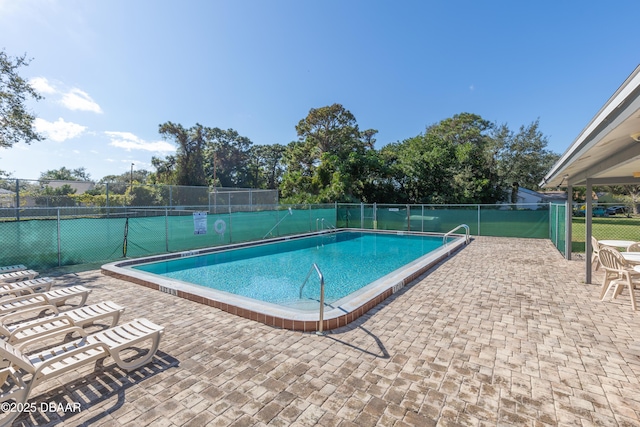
left=10, top=237, right=640, bottom=426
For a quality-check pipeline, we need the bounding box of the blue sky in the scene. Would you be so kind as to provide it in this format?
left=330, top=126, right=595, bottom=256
left=1, top=0, right=638, bottom=182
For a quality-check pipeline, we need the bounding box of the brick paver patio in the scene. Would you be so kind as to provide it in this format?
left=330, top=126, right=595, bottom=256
left=10, top=237, right=640, bottom=426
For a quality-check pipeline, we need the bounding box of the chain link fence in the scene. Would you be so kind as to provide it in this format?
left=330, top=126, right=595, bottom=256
left=0, top=204, right=336, bottom=270
left=550, top=203, right=566, bottom=256
left=337, top=203, right=551, bottom=238
left=0, top=179, right=278, bottom=211
left=2, top=199, right=573, bottom=271
left=571, top=202, right=640, bottom=253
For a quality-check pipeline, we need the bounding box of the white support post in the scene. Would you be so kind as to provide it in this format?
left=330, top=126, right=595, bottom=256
left=585, top=180, right=593, bottom=284
left=566, top=184, right=572, bottom=260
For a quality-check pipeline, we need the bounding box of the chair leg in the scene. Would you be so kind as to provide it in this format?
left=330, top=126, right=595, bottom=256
left=592, top=254, right=600, bottom=271
left=600, top=275, right=612, bottom=300
left=628, top=283, right=637, bottom=311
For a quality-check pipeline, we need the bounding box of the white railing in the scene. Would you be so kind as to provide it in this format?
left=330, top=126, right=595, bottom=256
left=443, top=224, right=470, bottom=245
left=298, top=263, right=326, bottom=335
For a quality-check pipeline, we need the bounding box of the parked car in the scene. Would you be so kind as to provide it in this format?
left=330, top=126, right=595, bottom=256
left=606, top=206, right=629, bottom=215
left=574, top=207, right=609, bottom=217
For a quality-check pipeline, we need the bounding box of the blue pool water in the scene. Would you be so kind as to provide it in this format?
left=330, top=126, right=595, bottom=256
left=133, top=231, right=444, bottom=308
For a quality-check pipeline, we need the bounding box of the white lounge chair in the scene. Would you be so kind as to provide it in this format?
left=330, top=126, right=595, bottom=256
left=0, top=265, right=27, bottom=274
left=0, top=270, right=39, bottom=284
left=0, top=277, right=54, bottom=298
left=0, top=286, right=91, bottom=316
left=0, top=300, right=125, bottom=345
left=0, top=318, right=163, bottom=426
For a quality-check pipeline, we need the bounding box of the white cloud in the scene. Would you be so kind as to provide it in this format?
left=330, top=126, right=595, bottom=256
left=29, top=77, right=57, bottom=95
left=61, top=88, right=103, bottom=113
left=34, top=117, right=86, bottom=142
left=27, top=77, right=103, bottom=114
left=105, top=131, right=176, bottom=153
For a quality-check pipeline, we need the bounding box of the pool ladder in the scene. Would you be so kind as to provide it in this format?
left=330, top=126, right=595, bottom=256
left=299, top=263, right=326, bottom=335
left=443, top=224, right=470, bottom=246
left=316, top=218, right=337, bottom=232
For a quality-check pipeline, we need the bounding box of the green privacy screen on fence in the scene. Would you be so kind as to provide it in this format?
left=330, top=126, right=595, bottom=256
left=0, top=206, right=336, bottom=270
left=549, top=203, right=566, bottom=256
left=336, top=204, right=549, bottom=238
left=1, top=203, right=557, bottom=271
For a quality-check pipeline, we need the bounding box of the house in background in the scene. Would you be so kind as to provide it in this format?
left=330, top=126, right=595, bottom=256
left=44, top=180, right=95, bottom=194
left=502, top=187, right=566, bottom=210
left=0, top=188, right=15, bottom=208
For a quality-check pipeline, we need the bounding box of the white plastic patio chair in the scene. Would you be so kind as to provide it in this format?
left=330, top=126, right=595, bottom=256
left=0, top=265, right=27, bottom=274
left=0, top=270, right=39, bottom=284
left=0, top=300, right=125, bottom=345
left=591, top=236, right=601, bottom=271
left=598, top=246, right=639, bottom=311
left=0, top=286, right=91, bottom=316
left=0, top=277, right=54, bottom=298
left=0, top=318, right=163, bottom=426
left=626, top=242, right=640, bottom=252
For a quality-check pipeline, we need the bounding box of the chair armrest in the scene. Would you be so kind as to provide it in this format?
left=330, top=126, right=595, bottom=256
left=0, top=293, right=50, bottom=308
left=17, top=325, right=88, bottom=353
left=0, top=304, right=59, bottom=328
left=9, top=315, right=75, bottom=344
left=31, top=341, right=111, bottom=380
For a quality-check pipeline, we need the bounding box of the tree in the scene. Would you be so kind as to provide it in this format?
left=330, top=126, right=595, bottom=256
left=494, top=119, right=559, bottom=191
left=150, top=155, right=177, bottom=184
left=248, top=144, right=286, bottom=189
left=281, top=104, right=369, bottom=203
left=203, top=128, right=254, bottom=187
left=158, top=122, right=207, bottom=186
left=40, top=166, right=91, bottom=181
left=0, top=50, right=44, bottom=148
left=389, top=113, right=502, bottom=204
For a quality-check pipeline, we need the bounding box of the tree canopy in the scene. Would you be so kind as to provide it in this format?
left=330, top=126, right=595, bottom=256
left=0, top=50, right=43, bottom=149
left=145, top=108, right=559, bottom=205
left=20, top=104, right=560, bottom=207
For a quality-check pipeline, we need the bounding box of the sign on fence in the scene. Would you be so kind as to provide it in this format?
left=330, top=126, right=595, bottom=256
left=193, top=211, right=208, bottom=235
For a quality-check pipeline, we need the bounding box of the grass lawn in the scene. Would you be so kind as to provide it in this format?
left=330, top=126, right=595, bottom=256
left=572, top=215, right=640, bottom=252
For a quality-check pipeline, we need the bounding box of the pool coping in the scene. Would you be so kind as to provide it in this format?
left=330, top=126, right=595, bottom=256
left=101, top=229, right=468, bottom=332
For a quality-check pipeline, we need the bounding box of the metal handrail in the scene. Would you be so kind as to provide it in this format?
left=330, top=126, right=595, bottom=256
left=299, top=263, right=326, bottom=334
left=443, top=224, right=470, bottom=245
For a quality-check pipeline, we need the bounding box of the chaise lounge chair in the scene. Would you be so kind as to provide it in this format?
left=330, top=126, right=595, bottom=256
left=0, top=318, right=163, bottom=426
left=0, top=270, right=39, bottom=284
left=0, top=286, right=91, bottom=316
left=0, top=265, right=27, bottom=274
left=0, top=277, right=54, bottom=298
left=0, top=300, right=125, bottom=345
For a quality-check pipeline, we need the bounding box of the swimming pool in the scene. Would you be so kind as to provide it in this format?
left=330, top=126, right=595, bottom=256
left=102, top=229, right=468, bottom=331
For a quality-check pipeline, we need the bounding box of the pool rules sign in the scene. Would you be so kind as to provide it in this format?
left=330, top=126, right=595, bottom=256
left=193, top=211, right=208, bottom=235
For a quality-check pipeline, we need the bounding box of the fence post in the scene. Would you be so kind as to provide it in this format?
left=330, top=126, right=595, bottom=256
left=477, top=205, right=481, bottom=236
left=228, top=204, right=233, bottom=243
left=15, top=179, right=20, bottom=221
left=165, top=208, right=169, bottom=252
left=373, top=203, right=378, bottom=229
left=565, top=184, right=572, bottom=260
left=406, top=204, right=410, bottom=231
left=556, top=205, right=560, bottom=247
left=57, top=208, right=62, bottom=267
left=360, top=203, right=364, bottom=229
